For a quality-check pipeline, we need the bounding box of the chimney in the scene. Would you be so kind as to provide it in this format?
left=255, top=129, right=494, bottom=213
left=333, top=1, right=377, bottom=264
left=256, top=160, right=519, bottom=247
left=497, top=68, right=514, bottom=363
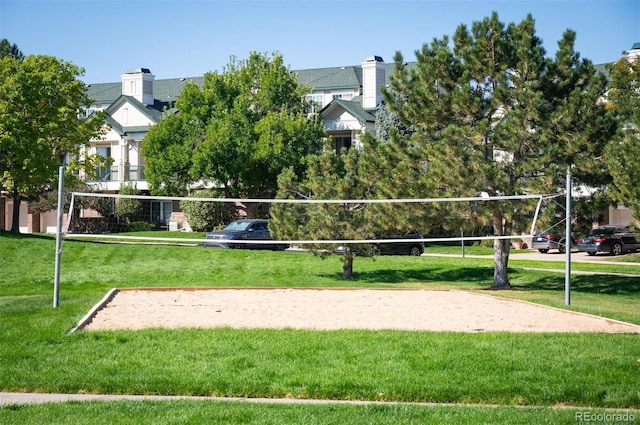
left=121, top=68, right=155, bottom=106
left=361, top=56, right=385, bottom=109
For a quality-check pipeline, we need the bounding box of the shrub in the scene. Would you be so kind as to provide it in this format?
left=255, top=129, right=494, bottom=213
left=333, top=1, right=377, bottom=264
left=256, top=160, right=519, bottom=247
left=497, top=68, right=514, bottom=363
left=180, top=189, right=237, bottom=232
left=128, top=221, right=156, bottom=232
left=116, top=184, right=142, bottom=222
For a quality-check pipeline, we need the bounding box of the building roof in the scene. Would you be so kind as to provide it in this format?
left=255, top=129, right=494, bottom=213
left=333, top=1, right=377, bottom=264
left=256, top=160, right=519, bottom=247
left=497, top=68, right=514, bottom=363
left=86, top=55, right=616, bottom=115
left=593, top=63, right=610, bottom=79
left=296, top=66, right=362, bottom=91
left=87, top=77, right=205, bottom=107
left=102, top=95, right=167, bottom=136
left=86, top=61, right=406, bottom=110
left=111, top=95, right=166, bottom=122
left=322, top=96, right=376, bottom=124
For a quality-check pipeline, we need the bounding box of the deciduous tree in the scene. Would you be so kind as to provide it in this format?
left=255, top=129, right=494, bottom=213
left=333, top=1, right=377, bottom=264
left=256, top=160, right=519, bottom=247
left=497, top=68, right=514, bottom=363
left=0, top=53, right=105, bottom=233
left=142, top=52, right=325, bottom=204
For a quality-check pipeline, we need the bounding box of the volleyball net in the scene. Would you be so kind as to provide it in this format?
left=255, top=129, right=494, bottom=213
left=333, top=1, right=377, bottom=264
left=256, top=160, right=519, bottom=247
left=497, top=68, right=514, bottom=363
left=62, top=191, right=552, bottom=248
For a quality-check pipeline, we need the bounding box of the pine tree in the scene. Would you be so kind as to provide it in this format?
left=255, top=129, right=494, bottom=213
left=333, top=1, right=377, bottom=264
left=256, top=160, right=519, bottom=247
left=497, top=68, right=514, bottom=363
left=385, top=12, right=617, bottom=288
left=604, top=53, right=640, bottom=221
left=271, top=134, right=425, bottom=280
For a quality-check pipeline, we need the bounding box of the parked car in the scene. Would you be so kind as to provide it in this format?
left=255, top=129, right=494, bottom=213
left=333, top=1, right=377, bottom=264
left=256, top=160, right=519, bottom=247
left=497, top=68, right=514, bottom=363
left=378, top=231, right=425, bottom=256
left=421, top=226, right=493, bottom=247
left=204, top=219, right=288, bottom=251
left=576, top=226, right=640, bottom=256
left=335, top=231, right=424, bottom=256
left=531, top=231, right=572, bottom=254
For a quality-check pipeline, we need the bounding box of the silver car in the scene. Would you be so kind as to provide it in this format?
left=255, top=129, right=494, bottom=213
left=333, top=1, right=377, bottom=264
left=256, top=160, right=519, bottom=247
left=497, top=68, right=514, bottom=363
left=531, top=231, right=571, bottom=254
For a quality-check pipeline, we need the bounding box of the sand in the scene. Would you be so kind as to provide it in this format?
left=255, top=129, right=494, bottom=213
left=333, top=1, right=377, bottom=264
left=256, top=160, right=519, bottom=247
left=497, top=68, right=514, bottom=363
left=79, top=288, right=640, bottom=333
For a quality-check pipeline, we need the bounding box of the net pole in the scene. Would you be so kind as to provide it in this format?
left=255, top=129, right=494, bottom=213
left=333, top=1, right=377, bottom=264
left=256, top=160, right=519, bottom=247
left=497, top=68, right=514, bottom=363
left=53, top=166, right=65, bottom=308
left=565, top=166, right=572, bottom=306
left=530, top=196, right=544, bottom=237
left=63, top=192, right=75, bottom=234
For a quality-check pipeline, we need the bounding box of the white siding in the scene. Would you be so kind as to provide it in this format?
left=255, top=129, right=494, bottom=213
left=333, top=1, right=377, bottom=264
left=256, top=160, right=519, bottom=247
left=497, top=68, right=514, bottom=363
left=323, top=109, right=363, bottom=131
left=110, top=103, right=152, bottom=127
left=361, top=56, right=385, bottom=109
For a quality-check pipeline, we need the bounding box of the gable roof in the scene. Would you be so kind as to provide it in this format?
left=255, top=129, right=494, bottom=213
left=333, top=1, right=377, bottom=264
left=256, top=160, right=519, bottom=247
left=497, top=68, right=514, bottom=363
left=108, top=95, right=165, bottom=122
left=102, top=95, right=168, bottom=135
left=321, top=96, right=376, bottom=124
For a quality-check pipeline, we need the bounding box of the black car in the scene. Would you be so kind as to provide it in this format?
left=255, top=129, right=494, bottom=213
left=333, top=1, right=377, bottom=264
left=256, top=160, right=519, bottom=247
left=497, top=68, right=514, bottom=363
left=376, top=231, right=425, bottom=256
left=204, top=219, right=288, bottom=251
left=531, top=231, right=572, bottom=254
left=576, top=226, right=640, bottom=256
left=335, top=231, right=424, bottom=256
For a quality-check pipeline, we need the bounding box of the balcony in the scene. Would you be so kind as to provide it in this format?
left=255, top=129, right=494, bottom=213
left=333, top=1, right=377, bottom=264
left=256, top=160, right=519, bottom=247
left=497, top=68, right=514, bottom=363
left=124, top=165, right=145, bottom=182
left=91, top=166, right=119, bottom=182
left=87, top=165, right=148, bottom=191
left=89, top=165, right=145, bottom=182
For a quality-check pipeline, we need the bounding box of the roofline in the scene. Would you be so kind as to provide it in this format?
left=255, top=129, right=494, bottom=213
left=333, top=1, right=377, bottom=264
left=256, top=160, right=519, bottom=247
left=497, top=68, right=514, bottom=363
left=321, top=98, right=376, bottom=124
left=106, top=95, right=161, bottom=124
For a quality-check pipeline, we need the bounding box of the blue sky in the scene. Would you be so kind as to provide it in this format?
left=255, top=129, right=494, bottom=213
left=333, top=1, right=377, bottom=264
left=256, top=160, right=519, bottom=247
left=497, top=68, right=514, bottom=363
left=1, top=0, right=638, bottom=84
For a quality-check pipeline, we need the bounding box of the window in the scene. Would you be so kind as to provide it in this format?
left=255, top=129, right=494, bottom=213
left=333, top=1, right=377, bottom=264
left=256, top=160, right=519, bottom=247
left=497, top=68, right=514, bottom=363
left=95, top=147, right=112, bottom=180
left=331, top=92, right=354, bottom=101
left=334, top=135, right=352, bottom=154
left=253, top=221, right=268, bottom=231
left=96, top=146, right=111, bottom=158
left=151, top=201, right=172, bottom=225
left=305, top=94, right=323, bottom=114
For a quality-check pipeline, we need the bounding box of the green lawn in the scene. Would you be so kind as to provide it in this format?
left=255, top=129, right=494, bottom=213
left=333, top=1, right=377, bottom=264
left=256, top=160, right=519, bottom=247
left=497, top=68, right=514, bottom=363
left=1, top=232, right=638, bottom=424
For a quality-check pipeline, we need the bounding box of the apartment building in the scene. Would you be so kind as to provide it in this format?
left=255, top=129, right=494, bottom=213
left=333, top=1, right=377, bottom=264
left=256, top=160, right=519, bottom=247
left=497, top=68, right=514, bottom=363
left=1, top=55, right=391, bottom=232
left=2, top=44, right=638, bottom=233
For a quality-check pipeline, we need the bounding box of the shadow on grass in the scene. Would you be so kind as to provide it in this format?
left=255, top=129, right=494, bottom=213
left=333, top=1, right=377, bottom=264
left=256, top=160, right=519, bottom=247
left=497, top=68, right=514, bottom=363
left=325, top=264, right=640, bottom=296
left=327, top=266, right=494, bottom=285
left=0, top=230, right=54, bottom=240
left=511, top=272, right=640, bottom=295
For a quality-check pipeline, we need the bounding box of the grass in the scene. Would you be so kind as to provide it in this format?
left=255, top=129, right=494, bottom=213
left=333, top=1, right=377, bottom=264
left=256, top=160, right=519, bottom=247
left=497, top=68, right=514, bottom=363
left=3, top=400, right=627, bottom=425
left=2, top=400, right=634, bottom=425
left=1, top=231, right=639, bottom=423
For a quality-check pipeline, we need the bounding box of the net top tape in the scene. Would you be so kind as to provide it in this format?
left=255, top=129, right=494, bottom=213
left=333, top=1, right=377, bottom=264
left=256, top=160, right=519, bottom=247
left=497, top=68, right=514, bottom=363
left=71, top=192, right=548, bottom=204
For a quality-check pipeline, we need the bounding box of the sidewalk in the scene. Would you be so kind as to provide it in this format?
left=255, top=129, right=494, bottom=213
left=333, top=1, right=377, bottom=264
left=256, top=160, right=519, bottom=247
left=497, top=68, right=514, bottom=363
left=0, top=392, right=453, bottom=407
left=1, top=392, right=349, bottom=406
left=425, top=249, right=640, bottom=266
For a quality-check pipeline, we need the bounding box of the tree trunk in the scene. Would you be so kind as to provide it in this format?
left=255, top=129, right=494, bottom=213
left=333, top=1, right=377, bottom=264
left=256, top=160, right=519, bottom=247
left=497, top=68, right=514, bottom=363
left=491, top=211, right=511, bottom=289
left=10, top=190, right=21, bottom=234
left=342, top=251, right=354, bottom=280
left=492, top=237, right=511, bottom=289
